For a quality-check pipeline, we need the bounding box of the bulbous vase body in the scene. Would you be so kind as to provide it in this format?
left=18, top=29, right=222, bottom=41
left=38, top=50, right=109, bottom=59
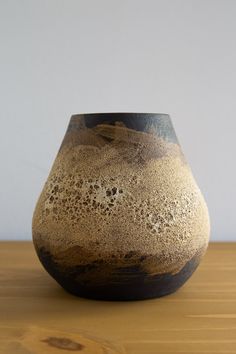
left=33, top=113, right=210, bottom=300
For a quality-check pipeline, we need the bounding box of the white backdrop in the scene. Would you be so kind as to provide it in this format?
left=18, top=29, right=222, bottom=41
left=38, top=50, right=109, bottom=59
left=0, top=0, right=235, bottom=241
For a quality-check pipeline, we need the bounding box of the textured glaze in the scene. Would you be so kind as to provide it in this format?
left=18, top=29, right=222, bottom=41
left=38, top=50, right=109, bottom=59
left=32, top=113, right=210, bottom=300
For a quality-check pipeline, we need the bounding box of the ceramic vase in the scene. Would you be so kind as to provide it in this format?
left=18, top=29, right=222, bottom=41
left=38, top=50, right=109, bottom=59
left=32, top=113, right=210, bottom=300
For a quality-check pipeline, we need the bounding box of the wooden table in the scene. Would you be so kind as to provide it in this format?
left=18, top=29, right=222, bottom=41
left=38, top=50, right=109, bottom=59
left=0, top=242, right=235, bottom=354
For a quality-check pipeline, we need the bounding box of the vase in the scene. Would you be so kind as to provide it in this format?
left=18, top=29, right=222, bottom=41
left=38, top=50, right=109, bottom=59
left=32, top=113, right=210, bottom=300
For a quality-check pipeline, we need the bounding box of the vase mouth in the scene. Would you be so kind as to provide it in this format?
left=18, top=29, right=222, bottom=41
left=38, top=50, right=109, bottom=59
left=71, top=112, right=170, bottom=118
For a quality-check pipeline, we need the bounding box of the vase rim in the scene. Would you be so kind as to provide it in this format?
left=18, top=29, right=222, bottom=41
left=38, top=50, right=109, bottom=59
left=71, top=112, right=170, bottom=118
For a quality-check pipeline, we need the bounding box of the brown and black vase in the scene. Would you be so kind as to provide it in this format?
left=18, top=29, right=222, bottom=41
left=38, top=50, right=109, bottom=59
left=32, top=113, right=210, bottom=300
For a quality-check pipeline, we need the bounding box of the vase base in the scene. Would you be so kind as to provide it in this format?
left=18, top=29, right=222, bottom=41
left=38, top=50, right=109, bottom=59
left=57, top=255, right=200, bottom=301
left=36, top=244, right=202, bottom=301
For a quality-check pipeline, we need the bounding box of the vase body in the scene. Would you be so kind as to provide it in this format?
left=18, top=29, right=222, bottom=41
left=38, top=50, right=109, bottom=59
left=32, top=113, right=210, bottom=300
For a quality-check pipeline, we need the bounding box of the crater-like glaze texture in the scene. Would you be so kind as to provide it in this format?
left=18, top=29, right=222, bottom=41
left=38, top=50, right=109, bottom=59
left=32, top=113, right=210, bottom=300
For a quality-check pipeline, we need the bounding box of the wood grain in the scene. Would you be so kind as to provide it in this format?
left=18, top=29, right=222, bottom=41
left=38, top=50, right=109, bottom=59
left=0, top=242, right=235, bottom=353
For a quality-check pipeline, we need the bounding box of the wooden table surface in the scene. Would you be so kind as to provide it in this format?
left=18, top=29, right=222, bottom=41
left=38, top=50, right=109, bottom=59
left=0, top=242, right=236, bottom=354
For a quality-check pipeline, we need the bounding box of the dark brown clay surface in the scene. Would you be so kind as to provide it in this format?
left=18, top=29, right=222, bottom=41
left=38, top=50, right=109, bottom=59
left=35, top=245, right=203, bottom=300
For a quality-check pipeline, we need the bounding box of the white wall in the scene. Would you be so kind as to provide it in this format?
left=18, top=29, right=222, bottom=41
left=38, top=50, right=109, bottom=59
left=0, top=0, right=235, bottom=241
